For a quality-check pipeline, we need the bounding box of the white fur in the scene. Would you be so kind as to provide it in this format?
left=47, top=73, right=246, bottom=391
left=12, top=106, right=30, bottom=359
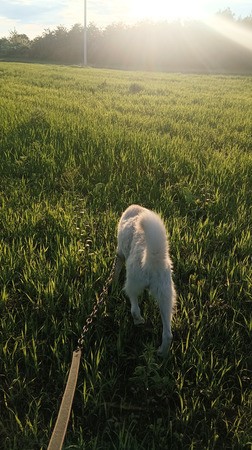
left=114, top=204, right=176, bottom=357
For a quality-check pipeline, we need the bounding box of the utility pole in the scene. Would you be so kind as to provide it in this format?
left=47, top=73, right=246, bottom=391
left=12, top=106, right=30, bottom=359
left=84, top=0, right=87, bottom=66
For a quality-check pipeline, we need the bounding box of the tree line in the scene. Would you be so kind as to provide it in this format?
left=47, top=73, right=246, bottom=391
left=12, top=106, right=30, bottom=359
left=0, top=8, right=252, bottom=73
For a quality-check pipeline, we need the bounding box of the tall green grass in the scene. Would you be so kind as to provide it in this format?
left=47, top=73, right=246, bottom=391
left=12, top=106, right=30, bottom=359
left=0, top=62, right=251, bottom=449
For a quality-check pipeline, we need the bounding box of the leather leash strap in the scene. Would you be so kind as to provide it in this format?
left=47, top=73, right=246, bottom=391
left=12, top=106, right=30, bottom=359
left=47, top=349, right=82, bottom=450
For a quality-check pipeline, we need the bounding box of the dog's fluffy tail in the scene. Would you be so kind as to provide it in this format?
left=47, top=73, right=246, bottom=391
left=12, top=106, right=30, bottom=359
left=138, top=211, right=169, bottom=261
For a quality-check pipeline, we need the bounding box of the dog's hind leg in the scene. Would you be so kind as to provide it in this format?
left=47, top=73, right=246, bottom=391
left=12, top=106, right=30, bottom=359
left=125, top=284, right=145, bottom=325
left=153, top=281, right=175, bottom=357
left=112, top=254, right=124, bottom=285
left=130, top=295, right=145, bottom=325
left=157, top=299, right=173, bottom=357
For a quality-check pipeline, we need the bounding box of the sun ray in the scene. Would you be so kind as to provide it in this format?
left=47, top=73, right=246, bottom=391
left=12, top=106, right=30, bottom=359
left=128, top=0, right=252, bottom=53
left=206, top=16, right=252, bottom=52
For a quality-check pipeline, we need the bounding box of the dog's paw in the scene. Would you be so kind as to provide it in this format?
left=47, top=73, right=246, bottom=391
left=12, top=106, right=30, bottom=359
left=157, top=340, right=172, bottom=358
left=133, top=316, right=145, bottom=326
left=157, top=347, right=168, bottom=358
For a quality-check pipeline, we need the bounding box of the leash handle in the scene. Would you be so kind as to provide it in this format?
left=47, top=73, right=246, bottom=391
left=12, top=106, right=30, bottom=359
left=47, top=349, right=82, bottom=450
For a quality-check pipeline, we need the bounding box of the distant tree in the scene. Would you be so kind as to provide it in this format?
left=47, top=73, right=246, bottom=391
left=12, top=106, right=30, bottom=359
left=7, top=30, right=30, bottom=56
left=101, top=23, right=131, bottom=67
left=30, top=26, right=69, bottom=62
left=87, top=23, right=102, bottom=65
left=49, top=25, right=69, bottom=62
left=215, top=7, right=236, bottom=21
left=239, top=14, right=252, bottom=28
left=67, top=23, right=83, bottom=64
left=0, top=37, right=10, bottom=57
left=9, top=30, right=30, bottom=46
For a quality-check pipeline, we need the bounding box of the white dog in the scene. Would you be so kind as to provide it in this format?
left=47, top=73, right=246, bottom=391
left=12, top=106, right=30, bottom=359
left=113, top=204, right=176, bottom=357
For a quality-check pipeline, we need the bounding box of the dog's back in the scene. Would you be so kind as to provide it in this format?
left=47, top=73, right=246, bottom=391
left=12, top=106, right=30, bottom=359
left=117, top=204, right=169, bottom=266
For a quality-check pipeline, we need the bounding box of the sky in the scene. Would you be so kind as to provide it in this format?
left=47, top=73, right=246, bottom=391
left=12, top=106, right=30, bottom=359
left=0, top=0, right=251, bottom=39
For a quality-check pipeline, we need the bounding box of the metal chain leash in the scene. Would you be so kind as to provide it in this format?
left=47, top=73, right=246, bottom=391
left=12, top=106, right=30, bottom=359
left=76, top=255, right=117, bottom=351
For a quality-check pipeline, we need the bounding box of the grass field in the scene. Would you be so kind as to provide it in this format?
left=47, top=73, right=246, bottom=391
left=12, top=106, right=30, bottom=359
left=0, top=62, right=251, bottom=450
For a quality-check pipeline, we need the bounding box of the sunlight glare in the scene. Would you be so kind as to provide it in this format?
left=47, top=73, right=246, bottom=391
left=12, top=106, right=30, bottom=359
left=207, top=16, right=252, bottom=52
left=129, top=0, right=205, bottom=22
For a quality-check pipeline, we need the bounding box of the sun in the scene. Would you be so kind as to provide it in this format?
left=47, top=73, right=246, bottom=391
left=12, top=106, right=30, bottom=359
left=129, top=0, right=205, bottom=22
